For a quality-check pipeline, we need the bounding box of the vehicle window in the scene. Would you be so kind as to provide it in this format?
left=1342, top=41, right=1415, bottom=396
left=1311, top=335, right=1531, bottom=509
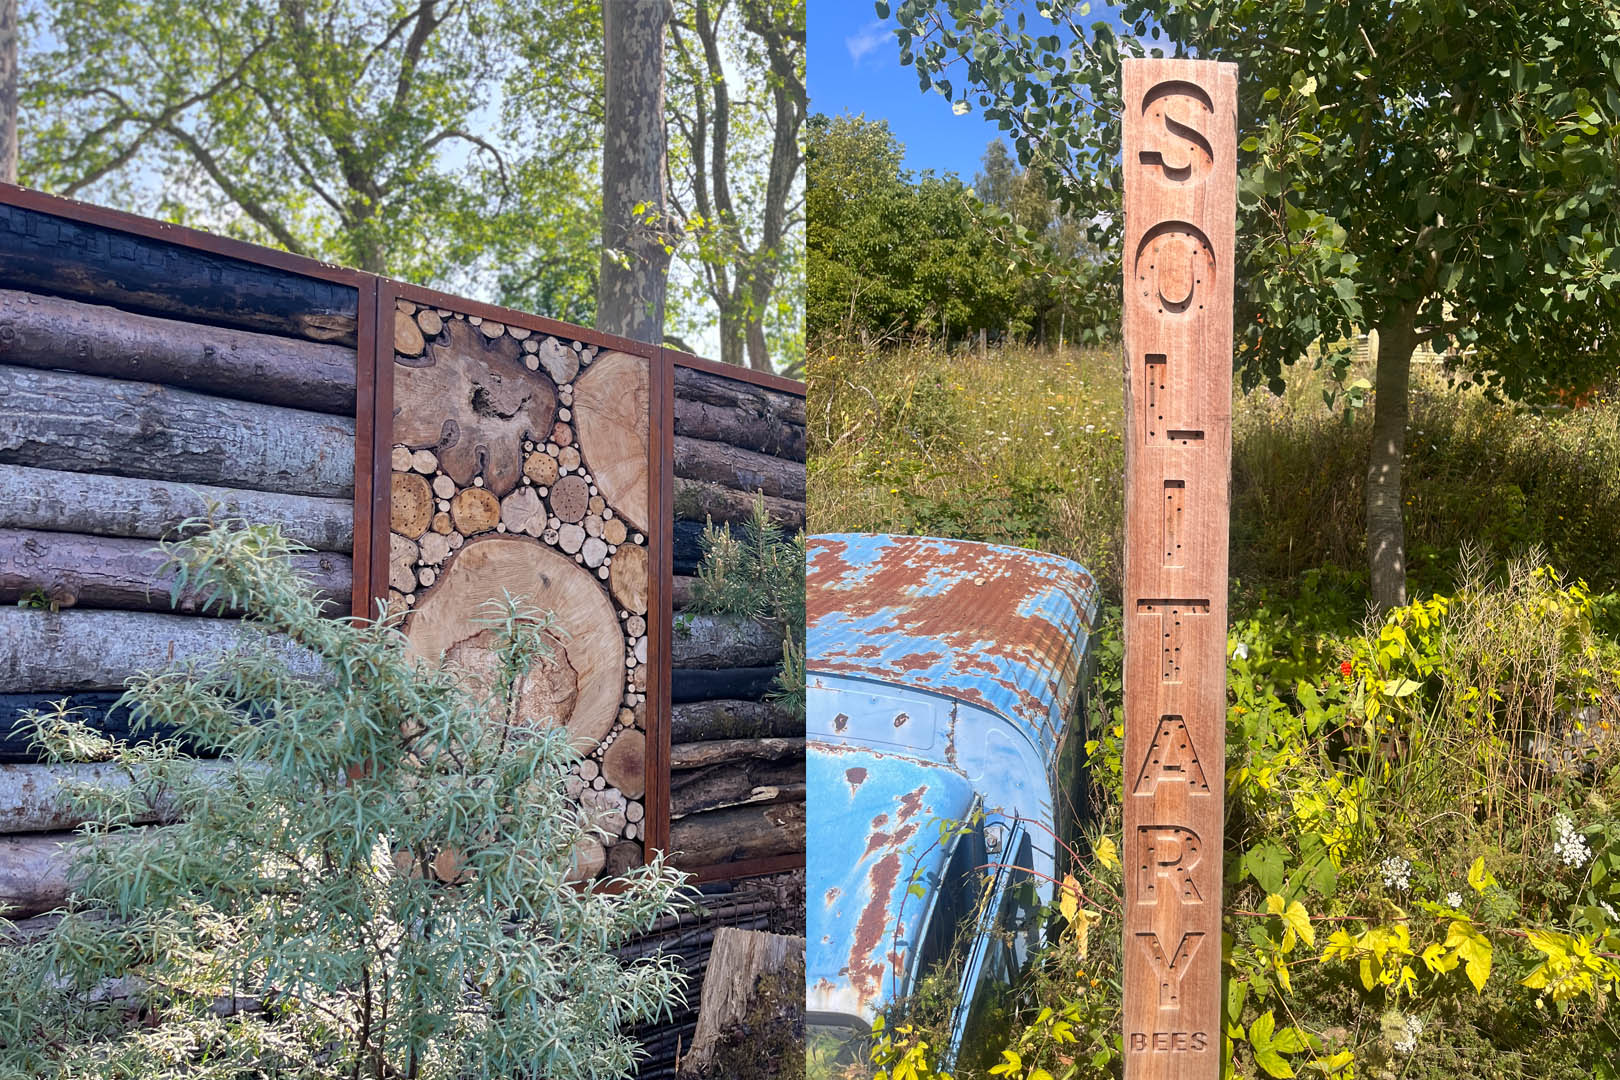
left=908, top=813, right=987, bottom=988
left=953, top=822, right=1038, bottom=1070
left=806, top=1018, right=871, bottom=1080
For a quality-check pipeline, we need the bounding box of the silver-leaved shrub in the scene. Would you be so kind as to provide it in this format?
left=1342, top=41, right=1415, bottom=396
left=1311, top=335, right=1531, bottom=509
left=0, top=520, right=688, bottom=1079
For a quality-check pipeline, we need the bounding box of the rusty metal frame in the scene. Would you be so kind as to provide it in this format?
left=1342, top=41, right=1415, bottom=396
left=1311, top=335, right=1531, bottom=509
left=0, top=182, right=806, bottom=888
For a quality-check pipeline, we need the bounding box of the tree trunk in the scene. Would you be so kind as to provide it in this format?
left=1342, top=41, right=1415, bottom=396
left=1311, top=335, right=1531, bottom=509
left=671, top=614, right=785, bottom=670
left=0, top=0, right=16, bottom=184
left=1367, top=311, right=1416, bottom=612
left=599, top=0, right=671, bottom=346
left=0, top=464, right=355, bottom=553
left=0, top=608, right=320, bottom=693
left=0, top=366, right=355, bottom=498
left=681, top=928, right=805, bottom=1074
left=0, top=288, right=358, bottom=414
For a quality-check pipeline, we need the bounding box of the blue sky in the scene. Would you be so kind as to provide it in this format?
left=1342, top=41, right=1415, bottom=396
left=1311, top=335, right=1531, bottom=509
left=808, top=1, right=1130, bottom=183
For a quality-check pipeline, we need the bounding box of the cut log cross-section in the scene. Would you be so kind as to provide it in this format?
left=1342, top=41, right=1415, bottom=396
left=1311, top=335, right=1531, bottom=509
left=572, top=350, right=650, bottom=532
left=405, top=536, right=624, bottom=755
left=393, top=319, right=556, bottom=498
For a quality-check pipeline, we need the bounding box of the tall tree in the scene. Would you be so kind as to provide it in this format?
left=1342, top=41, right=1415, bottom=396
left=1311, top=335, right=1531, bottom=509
left=889, top=0, right=1620, bottom=609
left=666, top=0, right=805, bottom=372
left=19, top=0, right=599, bottom=313
left=599, top=0, right=672, bottom=345
left=0, top=0, right=15, bottom=183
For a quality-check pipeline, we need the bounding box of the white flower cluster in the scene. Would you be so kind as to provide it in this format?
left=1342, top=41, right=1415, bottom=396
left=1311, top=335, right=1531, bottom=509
left=1601, top=900, right=1617, bottom=923
left=1379, top=855, right=1412, bottom=892
left=1553, top=813, right=1591, bottom=868
left=1392, top=1014, right=1424, bottom=1055
left=1445, top=890, right=1464, bottom=909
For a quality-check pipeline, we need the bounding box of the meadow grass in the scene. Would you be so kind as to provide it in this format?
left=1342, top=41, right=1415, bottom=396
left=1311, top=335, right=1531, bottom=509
left=810, top=340, right=1620, bottom=609
left=807, top=340, right=1127, bottom=590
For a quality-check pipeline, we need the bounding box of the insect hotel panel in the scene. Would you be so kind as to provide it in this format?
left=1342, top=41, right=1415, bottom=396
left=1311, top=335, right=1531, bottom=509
left=386, top=301, right=654, bottom=881
left=1120, top=57, right=1238, bottom=1078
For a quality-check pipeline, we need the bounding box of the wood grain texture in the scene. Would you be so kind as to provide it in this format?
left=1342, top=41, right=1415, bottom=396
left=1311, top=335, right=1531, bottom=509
left=403, top=535, right=624, bottom=755
left=0, top=288, right=357, bottom=414
left=0, top=366, right=355, bottom=498
left=0, top=464, right=354, bottom=552
left=572, top=349, right=651, bottom=532
left=1120, top=57, right=1237, bottom=1079
left=392, top=318, right=555, bottom=498
left=682, top=928, right=805, bottom=1073
left=671, top=614, right=784, bottom=669
left=0, top=201, right=358, bottom=346
left=668, top=800, right=805, bottom=869
left=672, top=477, right=804, bottom=530
left=0, top=760, right=233, bottom=833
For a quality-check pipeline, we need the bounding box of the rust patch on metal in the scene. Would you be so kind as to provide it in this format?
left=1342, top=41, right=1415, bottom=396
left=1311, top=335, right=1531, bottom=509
left=845, top=767, right=867, bottom=792
left=833, top=712, right=849, bottom=733
left=896, top=786, right=925, bottom=822
left=825, top=887, right=841, bottom=906
left=807, top=535, right=1097, bottom=736
left=847, top=850, right=901, bottom=1009
left=893, top=712, right=910, bottom=728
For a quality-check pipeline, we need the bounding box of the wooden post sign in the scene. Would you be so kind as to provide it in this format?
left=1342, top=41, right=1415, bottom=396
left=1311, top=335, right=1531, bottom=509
left=1120, top=58, right=1237, bottom=1077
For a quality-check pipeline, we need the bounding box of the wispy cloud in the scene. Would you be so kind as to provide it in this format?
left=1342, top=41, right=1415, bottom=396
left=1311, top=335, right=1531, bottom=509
left=845, top=20, right=891, bottom=67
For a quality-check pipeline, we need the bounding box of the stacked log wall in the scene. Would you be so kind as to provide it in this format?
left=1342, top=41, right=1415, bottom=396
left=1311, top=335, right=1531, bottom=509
left=666, top=363, right=807, bottom=876
left=0, top=200, right=363, bottom=919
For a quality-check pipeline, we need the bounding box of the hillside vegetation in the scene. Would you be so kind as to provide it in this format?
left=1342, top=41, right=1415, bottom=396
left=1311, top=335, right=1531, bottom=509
left=809, top=339, right=1620, bottom=1078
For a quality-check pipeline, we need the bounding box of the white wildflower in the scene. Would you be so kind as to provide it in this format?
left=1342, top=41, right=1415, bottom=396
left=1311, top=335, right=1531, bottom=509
left=1553, top=813, right=1591, bottom=868
left=1379, top=855, right=1412, bottom=892
left=1392, top=1014, right=1423, bottom=1055
left=1601, top=900, right=1617, bottom=922
left=1446, top=891, right=1464, bottom=909
left=1233, top=642, right=1250, bottom=660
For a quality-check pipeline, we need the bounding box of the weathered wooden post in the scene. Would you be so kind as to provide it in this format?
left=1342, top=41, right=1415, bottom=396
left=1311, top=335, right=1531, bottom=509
left=1120, top=58, right=1237, bottom=1077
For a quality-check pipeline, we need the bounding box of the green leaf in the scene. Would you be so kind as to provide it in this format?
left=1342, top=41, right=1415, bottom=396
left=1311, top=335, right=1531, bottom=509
left=1255, top=1046, right=1296, bottom=1078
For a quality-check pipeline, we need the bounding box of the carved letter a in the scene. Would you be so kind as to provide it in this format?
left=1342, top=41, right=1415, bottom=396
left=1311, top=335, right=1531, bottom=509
left=1132, top=715, right=1211, bottom=795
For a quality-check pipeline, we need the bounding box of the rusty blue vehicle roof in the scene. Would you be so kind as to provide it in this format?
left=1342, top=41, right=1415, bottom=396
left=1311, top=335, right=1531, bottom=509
left=806, top=743, right=979, bottom=1023
left=806, top=534, right=1101, bottom=758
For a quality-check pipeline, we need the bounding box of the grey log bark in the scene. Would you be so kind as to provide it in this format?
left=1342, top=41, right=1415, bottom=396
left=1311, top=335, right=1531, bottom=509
left=0, top=528, right=350, bottom=614
left=0, top=760, right=234, bottom=833
left=670, top=699, right=800, bottom=742
left=0, top=289, right=358, bottom=414
left=0, top=831, right=77, bottom=917
left=0, top=464, right=355, bottom=552
left=669, top=800, right=805, bottom=868
left=671, top=613, right=783, bottom=669
left=673, top=477, right=804, bottom=530
left=1368, top=312, right=1416, bottom=613
left=670, top=758, right=804, bottom=818
left=599, top=0, right=672, bottom=346
left=674, top=365, right=805, bottom=425
left=673, top=373, right=806, bottom=459
left=673, top=435, right=805, bottom=501
left=0, top=827, right=169, bottom=918
left=681, top=928, right=805, bottom=1074
left=0, top=608, right=320, bottom=692
left=0, top=0, right=15, bottom=184
left=669, top=738, right=804, bottom=771
left=0, top=366, right=354, bottom=498
left=672, top=574, right=698, bottom=611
